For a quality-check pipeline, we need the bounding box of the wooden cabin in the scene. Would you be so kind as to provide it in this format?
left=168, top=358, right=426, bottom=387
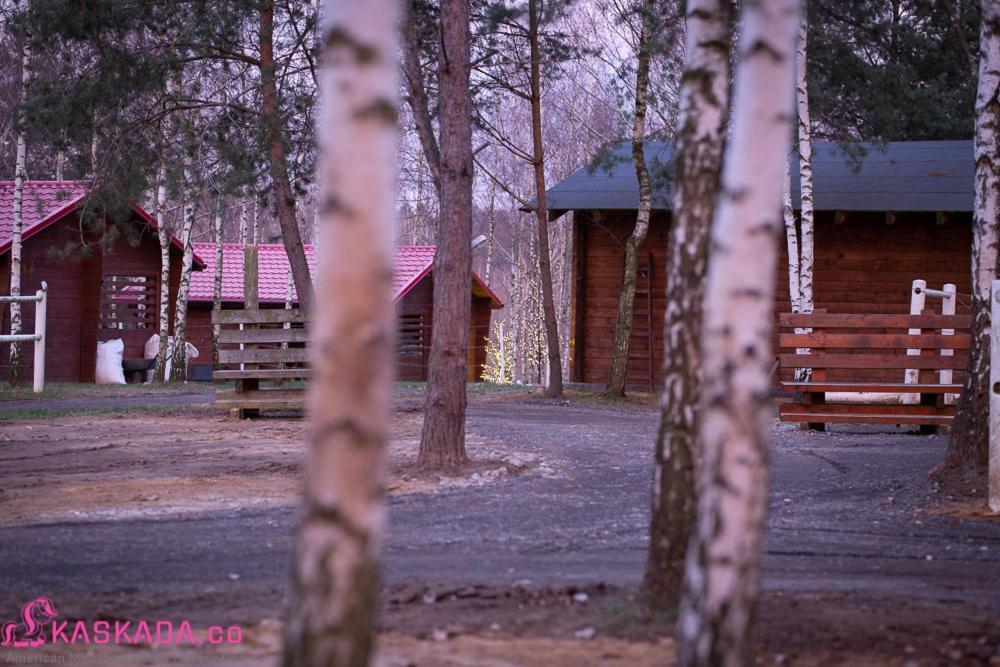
left=185, top=243, right=503, bottom=382
left=541, top=140, right=975, bottom=387
left=0, top=181, right=202, bottom=383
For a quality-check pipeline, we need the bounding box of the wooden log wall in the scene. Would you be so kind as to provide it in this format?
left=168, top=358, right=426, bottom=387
left=572, top=209, right=973, bottom=387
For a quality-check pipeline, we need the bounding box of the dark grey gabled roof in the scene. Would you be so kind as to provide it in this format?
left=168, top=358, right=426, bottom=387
left=542, top=139, right=973, bottom=214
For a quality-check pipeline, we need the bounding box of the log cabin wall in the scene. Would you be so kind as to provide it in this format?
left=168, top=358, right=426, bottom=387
left=0, top=213, right=93, bottom=382
left=187, top=273, right=495, bottom=383
left=572, top=209, right=973, bottom=387
left=0, top=212, right=184, bottom=383
left=96, top=224, right=183, bottom=364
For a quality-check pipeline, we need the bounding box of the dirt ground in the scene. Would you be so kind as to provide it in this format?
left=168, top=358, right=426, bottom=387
left=1, top=386, right=998, bottom=666
left=0, top=401, right=546, bottom=527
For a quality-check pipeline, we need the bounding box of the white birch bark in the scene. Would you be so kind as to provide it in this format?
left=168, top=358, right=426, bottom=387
left=646, top=0, right=731, bottom=607
left=677, top=0, right=801, bottom=665
left=8, top=28, right=32, bottom=386
left=282, top=0, right=398, bottom=662
left=795, top=9, right=814, bottom=317
left=944, top=2, right=1000, bottom=471
left=239, top=196, right=249, bottom=246
left=782, top=159, right=801, bottom=314
left=153, top=165, right=171, bottom=382
left=168, top=168, right=196, bottom=382
left=212, top=199, right=224, bottom=368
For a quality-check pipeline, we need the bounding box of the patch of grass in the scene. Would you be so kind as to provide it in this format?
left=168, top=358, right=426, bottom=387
left=598, top=593, right=677, bottom=640
left=0, top=404, right=213, bottom=421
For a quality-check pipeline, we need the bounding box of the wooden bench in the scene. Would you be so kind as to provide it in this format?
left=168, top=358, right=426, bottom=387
left=777, top=312, right=971, bottom=432
left=212, top=306, right=310, bottom=418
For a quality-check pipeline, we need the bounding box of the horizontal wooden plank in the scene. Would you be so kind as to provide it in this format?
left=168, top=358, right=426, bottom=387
left=214, top=398, right=306, bottom=411
left=780, top=381, right=963, bottom=394
left=779, top=333, right=969, bottom=350
left=213, top=308, right=310, bottom=325
left=218, top=347, right=310, bottom=364
left=219, top=328, right=311, bottom=344
left=216, top=388, right=306, bottom=402
left=778, top=412, right=953, bottom=425
left=778, top=313, right=971, bottom=329
left=778, top=353, right=968, bottom=370
left=213, top=368, right=314, bottom=380
left=779, top=403, right=955, bottom=416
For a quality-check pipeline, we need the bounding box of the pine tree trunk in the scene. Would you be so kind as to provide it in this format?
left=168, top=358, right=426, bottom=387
left=169, top=171, right=196, bottom=383
left=418, top=0, right=473, bottom=469
left=942, top=3, right=1000, bottom=475
left=212, top=199, right=224, bottom=368
left=260, top=0, right=313, bottom=310
left=645, top=0, right=731, bottom=608
left=153, top=166, right=171, bottom=382
left=676, top=0, right=800, bottom=664
left=281, top=0, right=398, bottom=662
left=8, top=29, right=31, bottom=387
left=605, top=0, right=656, bottom=398
left=528, top=0, right=564, bottom=397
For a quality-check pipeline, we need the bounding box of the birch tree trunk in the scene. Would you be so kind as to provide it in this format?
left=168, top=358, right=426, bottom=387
left=942, top=2, right=1000, bottom=475
left=281, top=0, right=398, bottom=662
left=644, top=0, right=731, bottom=608
left=212, top=198, right=224, bottom=368
left=676, top=0, right=800, bottom=664
left=8, top=28, right=31, bottom=387
left=795, top=9, right=814, bottom=319
left=418, top=0, right=473, bottom=469
left=260, top=0, right=313, bottom=310
left=153, top=166, right=171, bottom=382
left=169, top=168, right=197, bottom=383
left=605, top=0, right=656, bottom=398
left=239, top=196, right=249, bottom=247
left=782, top=159, right=801, bottom=315
left=528, top=0, right=564, bottom=397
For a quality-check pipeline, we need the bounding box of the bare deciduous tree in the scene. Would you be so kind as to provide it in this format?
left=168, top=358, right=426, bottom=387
left=605, top=0, right=657, bottom=398
left=676, top=0, right=800, bottom=664
left=282, top=0, right=398, bottom=663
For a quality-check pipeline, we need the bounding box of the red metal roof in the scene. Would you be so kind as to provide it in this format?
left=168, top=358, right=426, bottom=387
left=188, top=243, right=503, bottom=307
left=0, top=180, right=203, bottom=267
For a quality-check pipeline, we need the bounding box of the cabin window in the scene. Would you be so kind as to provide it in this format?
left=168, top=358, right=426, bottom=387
left=397, top=314, right=425, bottom=357
left=100, top=274, right=156, bottom=330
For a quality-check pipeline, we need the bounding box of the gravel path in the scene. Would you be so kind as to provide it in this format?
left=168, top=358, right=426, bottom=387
left=0, top=394, right=997, bottom=626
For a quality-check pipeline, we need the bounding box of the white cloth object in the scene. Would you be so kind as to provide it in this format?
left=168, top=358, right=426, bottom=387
left=143, top=334, right=199, bottom=381
left=95, top=339, right=126, bottom=385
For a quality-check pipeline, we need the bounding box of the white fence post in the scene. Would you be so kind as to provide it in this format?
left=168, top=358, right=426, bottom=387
left=990, top=280, right=1000, bottom=513
left=940, top=283, right=957, bottom=402
left=904, top=279, right=927, bottom=404
left=32, top=281, right=47, bottom=393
